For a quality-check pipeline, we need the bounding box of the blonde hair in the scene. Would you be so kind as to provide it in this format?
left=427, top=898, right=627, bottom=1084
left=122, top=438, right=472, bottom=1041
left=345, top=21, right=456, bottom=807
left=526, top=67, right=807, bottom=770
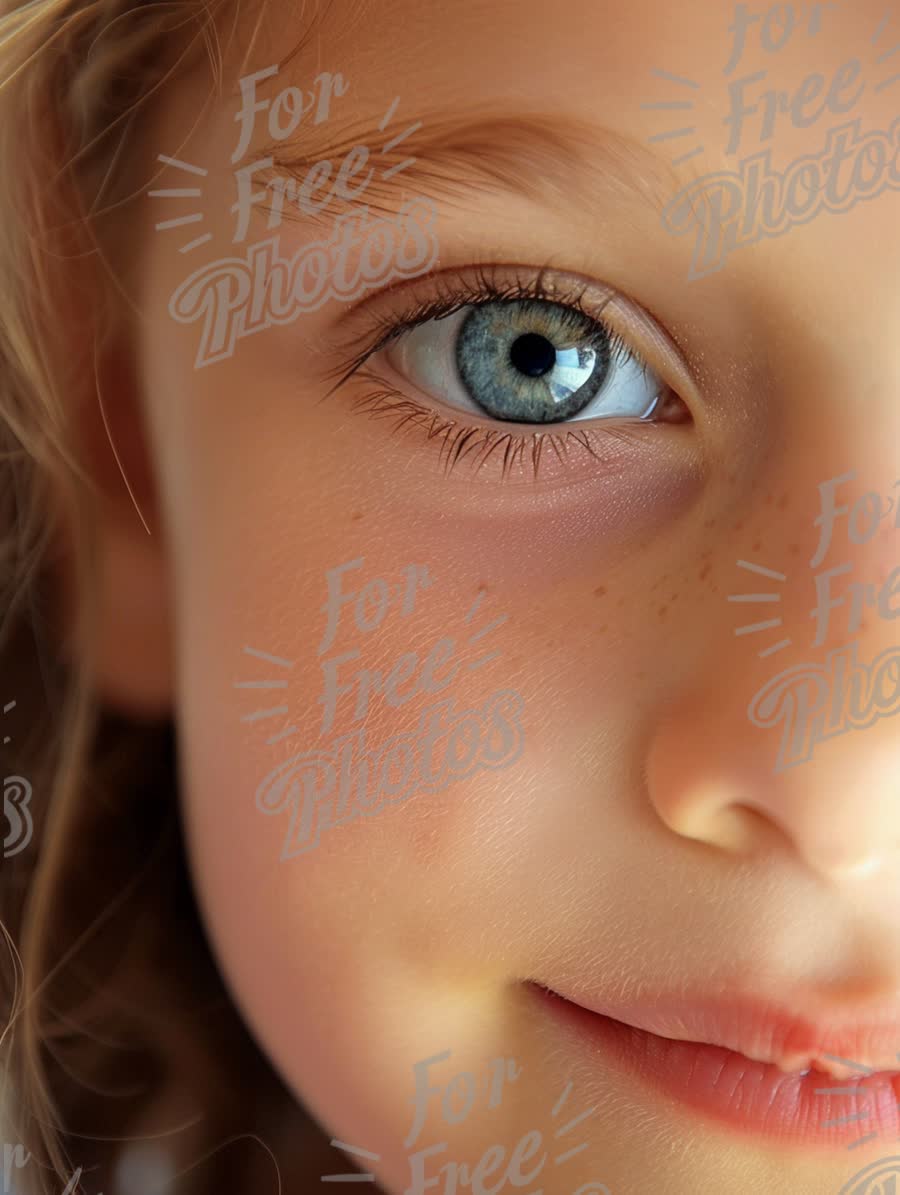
left=0, top=1, right=331, bottom=1190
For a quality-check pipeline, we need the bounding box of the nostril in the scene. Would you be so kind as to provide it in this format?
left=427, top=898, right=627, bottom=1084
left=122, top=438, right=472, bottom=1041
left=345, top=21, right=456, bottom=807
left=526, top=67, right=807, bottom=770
left=663, top=789, right=790, bottom=858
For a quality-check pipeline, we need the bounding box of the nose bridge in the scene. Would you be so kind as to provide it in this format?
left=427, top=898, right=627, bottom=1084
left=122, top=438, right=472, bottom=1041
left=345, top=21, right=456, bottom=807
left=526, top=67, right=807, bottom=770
left=646, top=453, right=900, bottom=879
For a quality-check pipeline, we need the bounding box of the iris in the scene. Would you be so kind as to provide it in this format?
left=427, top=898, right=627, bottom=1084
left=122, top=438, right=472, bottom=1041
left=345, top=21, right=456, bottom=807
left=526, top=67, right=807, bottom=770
left=455, top=299, right=612, bottom=423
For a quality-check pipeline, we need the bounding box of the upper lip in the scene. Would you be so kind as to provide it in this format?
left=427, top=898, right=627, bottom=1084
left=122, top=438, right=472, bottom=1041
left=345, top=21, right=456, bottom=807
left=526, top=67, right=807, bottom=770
left=539, top=984, right=900, bottom=1077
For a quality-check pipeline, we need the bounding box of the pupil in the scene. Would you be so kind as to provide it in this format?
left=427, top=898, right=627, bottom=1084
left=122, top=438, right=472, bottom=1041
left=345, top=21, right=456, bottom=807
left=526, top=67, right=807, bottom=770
left=509, top=333, right=556, bottom=378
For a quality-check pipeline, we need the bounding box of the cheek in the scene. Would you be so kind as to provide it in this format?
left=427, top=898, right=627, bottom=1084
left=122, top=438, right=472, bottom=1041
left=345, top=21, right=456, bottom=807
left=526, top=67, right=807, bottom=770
left=176, top=529, right=545, bottom=1170
left=176, top=525, right=685, bottom=1117
left=173, top=402, right=704, bottom=919
left=154, top=333, right=709, bottom=1168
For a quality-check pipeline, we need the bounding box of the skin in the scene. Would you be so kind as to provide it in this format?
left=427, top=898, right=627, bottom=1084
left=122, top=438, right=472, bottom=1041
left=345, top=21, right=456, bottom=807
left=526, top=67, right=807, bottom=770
left=66, top=0, right=900, bottom=1191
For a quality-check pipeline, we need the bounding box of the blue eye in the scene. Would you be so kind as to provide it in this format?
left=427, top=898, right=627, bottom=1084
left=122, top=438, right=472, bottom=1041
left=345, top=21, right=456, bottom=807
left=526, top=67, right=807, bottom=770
left=384, top=298, right=666, bottom=425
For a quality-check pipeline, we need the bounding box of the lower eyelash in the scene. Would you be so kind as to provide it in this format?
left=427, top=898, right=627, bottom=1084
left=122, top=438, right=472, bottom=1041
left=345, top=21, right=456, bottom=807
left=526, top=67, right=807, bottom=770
left=344, top=368, right=653, bottom=483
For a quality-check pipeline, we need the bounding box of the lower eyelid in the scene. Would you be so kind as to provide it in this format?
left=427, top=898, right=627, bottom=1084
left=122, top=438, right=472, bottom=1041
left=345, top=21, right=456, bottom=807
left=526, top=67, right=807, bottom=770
left=341, top=363, right=693, bottom=492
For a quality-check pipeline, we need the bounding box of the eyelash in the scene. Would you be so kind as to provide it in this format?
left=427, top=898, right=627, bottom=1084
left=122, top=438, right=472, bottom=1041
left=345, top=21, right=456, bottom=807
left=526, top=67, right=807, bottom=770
left=325, top=265, right=683, bottom=482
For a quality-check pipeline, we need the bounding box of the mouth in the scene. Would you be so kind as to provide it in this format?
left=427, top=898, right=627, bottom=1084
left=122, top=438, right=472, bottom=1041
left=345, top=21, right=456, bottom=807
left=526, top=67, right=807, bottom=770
left=532, top=983, right=900, bottom=1148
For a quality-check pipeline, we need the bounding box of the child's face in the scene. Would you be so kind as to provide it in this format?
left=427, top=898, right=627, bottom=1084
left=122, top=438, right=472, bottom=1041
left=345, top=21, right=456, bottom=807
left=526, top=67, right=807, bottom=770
left=113, top=0, right=900, bottom=1190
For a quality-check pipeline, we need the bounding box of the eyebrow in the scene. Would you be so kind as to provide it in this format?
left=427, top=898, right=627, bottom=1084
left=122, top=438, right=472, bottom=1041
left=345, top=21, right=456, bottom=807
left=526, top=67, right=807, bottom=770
left=262, top=110, right=699, bottom=228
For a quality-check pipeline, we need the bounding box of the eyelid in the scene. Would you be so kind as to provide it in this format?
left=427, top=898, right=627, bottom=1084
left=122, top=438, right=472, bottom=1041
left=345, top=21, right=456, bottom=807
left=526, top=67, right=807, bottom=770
left=328, top=264, right=702, bottom=416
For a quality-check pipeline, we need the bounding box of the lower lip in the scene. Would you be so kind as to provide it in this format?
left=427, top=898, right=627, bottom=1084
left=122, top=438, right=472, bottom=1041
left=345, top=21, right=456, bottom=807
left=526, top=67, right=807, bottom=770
left=534, top=986, right=900, bottom=1148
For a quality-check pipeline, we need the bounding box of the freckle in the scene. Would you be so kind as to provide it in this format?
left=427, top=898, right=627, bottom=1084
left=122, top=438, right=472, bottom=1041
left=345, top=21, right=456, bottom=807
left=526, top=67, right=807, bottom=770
left=617, top=596, right=626, bottom=608
left=658, top=605, right=668, bottom=620
left=598, top=624, right=608, bottom=634
left=637, top=669, right=647, bottom=680
left=699, top=563, right=712, bottom=581
left=734, top=520, right=744, bottom=532
left=351, top=511, right=364, bottom=522
left=790, top=543, right=801, bottom=556
left=593, top=586, right=607, bottom=598
left=669, top=592, right=680, bottom=602
left=710, top=583, right=719, bottom=594
left=752, top=540, right=762, bottom=552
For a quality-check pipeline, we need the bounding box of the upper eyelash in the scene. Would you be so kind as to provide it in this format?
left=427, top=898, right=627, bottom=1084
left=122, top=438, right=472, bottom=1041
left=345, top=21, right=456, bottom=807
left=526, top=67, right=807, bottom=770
left=324, top=263, right=655, bottom=391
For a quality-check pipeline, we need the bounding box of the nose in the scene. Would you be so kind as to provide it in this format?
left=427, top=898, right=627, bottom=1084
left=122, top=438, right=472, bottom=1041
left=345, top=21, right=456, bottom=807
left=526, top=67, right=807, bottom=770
left=646, top=705, right=900, bottom=878
left=645, top=465, right=900, bottom=882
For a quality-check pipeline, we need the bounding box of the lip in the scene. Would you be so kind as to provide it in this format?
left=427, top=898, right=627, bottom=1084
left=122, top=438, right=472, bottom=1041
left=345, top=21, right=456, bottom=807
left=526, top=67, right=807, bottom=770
left=533, top=983, right=900, bottom=1148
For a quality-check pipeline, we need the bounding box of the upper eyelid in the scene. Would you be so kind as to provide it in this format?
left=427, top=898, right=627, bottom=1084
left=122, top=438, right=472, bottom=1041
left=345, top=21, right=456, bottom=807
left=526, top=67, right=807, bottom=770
left=329, top=264, right=703, bottom=411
